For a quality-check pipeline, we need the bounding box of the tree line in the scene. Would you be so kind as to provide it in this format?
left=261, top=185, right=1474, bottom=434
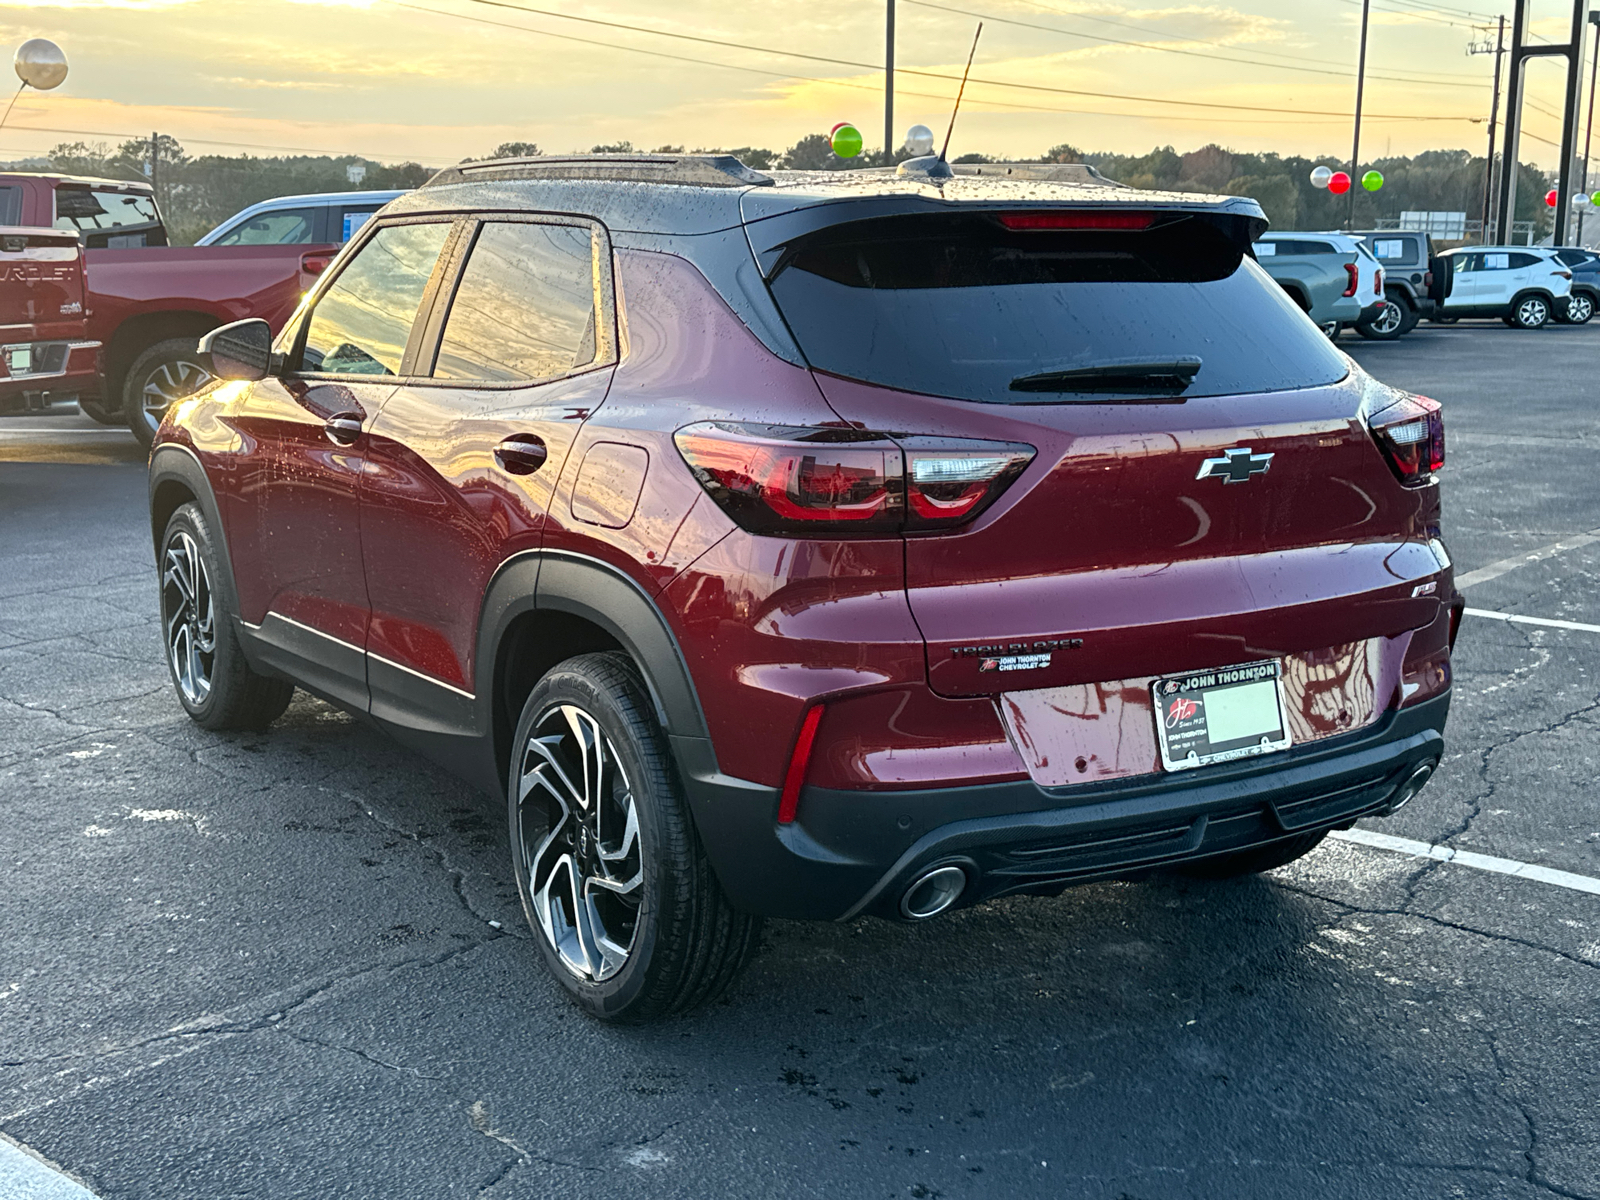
left=11, top=134, right=1555, bottom=245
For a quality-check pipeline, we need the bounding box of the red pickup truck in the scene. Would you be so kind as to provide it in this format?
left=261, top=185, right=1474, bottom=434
left=0, top=172, right=334, bottom=444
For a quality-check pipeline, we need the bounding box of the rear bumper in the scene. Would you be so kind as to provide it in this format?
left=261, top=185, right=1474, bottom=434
left=681, top=690, right=1450, bottom=921
left=0, top=340, right=101, bottom=413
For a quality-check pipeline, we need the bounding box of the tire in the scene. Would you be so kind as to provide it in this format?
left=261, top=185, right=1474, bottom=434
left=509, top=652, right=761, bottom=1023
left=1509, top=292, right=1551, bottom=329
left=1559, top=292, right=1594, bottom=325
left=1430, top=314, right=1459, bottom=325
left=1319, top=321, right=1340, bottom=340
left=159, top=503, right=294, bottom=731
left=1180, top=831, right=1328, bottom=880
left=77, top=395, right=125, bottom=426
left=1355, top=297, right=1410, bottom=340
left=124, top=337, right=213, bottom=449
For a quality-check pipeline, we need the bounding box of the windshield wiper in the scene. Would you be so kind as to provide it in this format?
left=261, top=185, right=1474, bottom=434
left=1009, top=356, right=1202, bottom=394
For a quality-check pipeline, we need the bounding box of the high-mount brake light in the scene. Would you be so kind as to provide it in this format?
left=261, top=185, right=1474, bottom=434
left=1369, top=394, right=1444, bottom=486
left=997, top=211, right=1155, bottom=231
left=674, top=423, right=1035, bottom=536
left=1342, top=263, right=1359, bottom=297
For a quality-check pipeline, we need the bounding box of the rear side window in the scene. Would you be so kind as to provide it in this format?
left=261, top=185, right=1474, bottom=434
left=213, top=208, right=319, bottom=245
left=340, top=208, right=379, bottom=242
left=1370, top=238, right=1412, bottom=263
left=431, top=221, right=597, bottom=383
left=769, top=213, right=1348, bottom=403
left=54, top=187, right=158, bottom=232
left=300, top=222, right=451, bottom=375
left=1508, top=252, right=1541, bottom=269
left=0, top=186, right=20, bottom=226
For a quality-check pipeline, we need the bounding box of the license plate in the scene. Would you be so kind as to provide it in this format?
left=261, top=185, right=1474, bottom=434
left=1152, top=660, right=1291, bottom=772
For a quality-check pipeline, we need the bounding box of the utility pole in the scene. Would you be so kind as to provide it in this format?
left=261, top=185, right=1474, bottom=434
left=1579, top=12, right=1599, bottom=245
left=149, top=131, right=158, bottom=205
left=1348, top=0, right=1372, bottom=229
left=1497, top=0, right=1592, bottom=246
left=885, top=0, right=896, bottom=163
left=1472, top=17, right=1507, bottom=242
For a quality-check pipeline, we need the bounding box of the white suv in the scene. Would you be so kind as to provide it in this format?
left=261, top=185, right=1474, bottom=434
left=1436, top=246, right=1573, bottom=328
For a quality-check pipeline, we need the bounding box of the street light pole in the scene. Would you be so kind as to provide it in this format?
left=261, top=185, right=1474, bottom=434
left=1475, top=16, right=1507, bottom=242
left=885, top=0, right=896, bottom=163
left=1348, top=0, right=1372, bottom=229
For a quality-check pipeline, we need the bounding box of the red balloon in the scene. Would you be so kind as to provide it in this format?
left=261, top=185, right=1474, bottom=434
left=1545, top=189, right=1559, bottom=207
left=1329, top=171, right=1352, bottom=195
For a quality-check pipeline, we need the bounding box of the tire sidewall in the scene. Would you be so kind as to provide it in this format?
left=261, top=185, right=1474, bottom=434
left=159, top=503, right=239, bottom=725
left=507, top=658, right=679, bottom=1020
left=1563, top=292, right=1594, bottom=324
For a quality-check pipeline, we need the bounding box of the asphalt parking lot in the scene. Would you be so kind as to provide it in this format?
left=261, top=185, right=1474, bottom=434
left=2, top=319, right=1597, bottom=1200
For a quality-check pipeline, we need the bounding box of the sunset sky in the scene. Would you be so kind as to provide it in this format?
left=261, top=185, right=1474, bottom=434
left=2, top=0, right=1589, bottom=170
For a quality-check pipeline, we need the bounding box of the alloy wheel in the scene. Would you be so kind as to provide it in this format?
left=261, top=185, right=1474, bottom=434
left=162, top=530, right=216, bottom=706
left=1516, top=297, right=1548, bottom=328
left=1567, top=294, right=1593, bottom=324
left=1369, top=301, right=1404, bottom=335
left=140, top=358, right=212, bottom=432
left=517, top=703, right=643, bottom=982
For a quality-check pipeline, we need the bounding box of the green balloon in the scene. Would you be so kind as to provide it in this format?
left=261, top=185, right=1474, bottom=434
left=1361, top=170, right=1384, bottom=192
left=1593, top=190, right=1600, bottom=206
left=830, top=123, right=863, bottom=159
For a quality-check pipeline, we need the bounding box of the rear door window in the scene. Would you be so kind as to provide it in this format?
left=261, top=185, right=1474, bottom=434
left=339, top=207, right=381, bottom=242
left=1370, top=237, right=1411, bottom=263
left=770, top=212, right=1348, bottom=403
left=430, top=221, right=598, bottom=383
left=299, top=222, right=452, bottom=376
left=212, top=207, right=320, bottom=245
left=0, top=186, right=20, bottom=226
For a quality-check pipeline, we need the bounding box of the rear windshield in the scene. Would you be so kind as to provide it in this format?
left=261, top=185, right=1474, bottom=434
left=54, top=187, right=160, bottom=233
left=767, top=213, right=1349, bottom=403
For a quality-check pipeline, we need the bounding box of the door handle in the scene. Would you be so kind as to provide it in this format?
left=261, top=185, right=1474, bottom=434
left=495, top=434, right=548, bottom=476
left=325, top=413, right=363, bottom=445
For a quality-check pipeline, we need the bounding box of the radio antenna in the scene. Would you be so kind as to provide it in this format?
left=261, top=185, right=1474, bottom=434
left=939, top=22, right=983, bottom=163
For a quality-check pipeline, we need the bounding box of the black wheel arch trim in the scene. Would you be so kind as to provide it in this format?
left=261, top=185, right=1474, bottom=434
left=148, top=443, right=240, bottom=611
left=476, top=548, right=716, bottom=788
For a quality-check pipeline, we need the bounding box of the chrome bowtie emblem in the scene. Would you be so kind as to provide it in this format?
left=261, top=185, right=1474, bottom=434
left=1196, top=446, right=1273, bottom=484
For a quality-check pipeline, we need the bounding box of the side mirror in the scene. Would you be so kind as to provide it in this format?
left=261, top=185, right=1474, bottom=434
left=198, top=318, right=274, bottom=381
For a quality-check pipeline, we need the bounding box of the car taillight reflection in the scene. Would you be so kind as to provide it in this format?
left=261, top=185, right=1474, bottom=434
left=674, top=422, right=1034, bottom=535
left=1369, top=394, right=1444, bottom=486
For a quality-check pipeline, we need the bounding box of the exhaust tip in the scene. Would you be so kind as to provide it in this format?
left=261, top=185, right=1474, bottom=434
left=899, top=866, right=967, bottom=920
left=1386, top=761, right=1437, bottom=815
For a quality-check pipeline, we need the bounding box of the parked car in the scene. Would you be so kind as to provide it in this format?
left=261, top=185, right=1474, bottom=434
left=196, top=189, right=405, bottom=247
left=0, top=225, right=99, bottom=414
left=0, top=172, right=336, bottom=443
left=1552, top=246, right=1597, bottom=324
left=1435, top=245, right=1572, bottom=328
left=1350, top=229, right=1444, bottom=338
left=1253, top=232, right=1383, bottom=337
left=151, top=155, right=1459, bottom=1022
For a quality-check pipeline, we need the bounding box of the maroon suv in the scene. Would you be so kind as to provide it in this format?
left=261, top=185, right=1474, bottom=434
left=148, top=154, right=1459, bottom=1022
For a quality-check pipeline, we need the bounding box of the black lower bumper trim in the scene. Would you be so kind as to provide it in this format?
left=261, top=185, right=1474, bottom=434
left=679, top=691, right=1450, bottom=922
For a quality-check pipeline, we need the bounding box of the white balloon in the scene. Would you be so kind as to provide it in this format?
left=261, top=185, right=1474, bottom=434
left=1571, top=192, right=1593, bottom=209
left=15, top=39, right=68, bottom=91
left=1310, top=165, right=1333, bottom=189
left=905, top=124, right=935, bottom=157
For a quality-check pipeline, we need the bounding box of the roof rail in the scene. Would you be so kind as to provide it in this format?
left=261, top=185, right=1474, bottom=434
left=423, top=154, right=774, bottom=190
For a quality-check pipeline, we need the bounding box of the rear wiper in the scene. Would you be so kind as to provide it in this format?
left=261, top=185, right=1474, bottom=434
left=1009, top=356, right=1202, bottom=394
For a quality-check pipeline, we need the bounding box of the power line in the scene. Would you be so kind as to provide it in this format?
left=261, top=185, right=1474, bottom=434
left=451, top=0, right=1481, bottom=121
left=903, top=0, right=1490, bottom=89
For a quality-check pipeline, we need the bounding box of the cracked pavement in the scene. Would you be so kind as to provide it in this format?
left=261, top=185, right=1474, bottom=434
left=2, top=322, right=1598, bottom=1199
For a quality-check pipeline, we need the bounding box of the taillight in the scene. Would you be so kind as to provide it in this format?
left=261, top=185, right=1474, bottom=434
left=1555, top=270, right=1572, bottom=280
left=998, top=211, right=1154, bottom=231
left=1369, top=394, right=1444, bottom=486
left=1342, top=263, right=1359, bottom=297
left=674, top=422, right=1034, bottom=536
left=301, top=252, right=333, bottom=275
left=1375, top=268, right=1384, bottom=293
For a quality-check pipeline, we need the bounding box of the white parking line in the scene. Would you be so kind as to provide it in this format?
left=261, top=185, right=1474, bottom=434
left=0, top=1134, right=98, bottom=1199
left=1331, top=829, right=1600, bottom=897
left=1455, top=527, right=1600, bottom=589
left=1465, top=607, right=1600, bottom=635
